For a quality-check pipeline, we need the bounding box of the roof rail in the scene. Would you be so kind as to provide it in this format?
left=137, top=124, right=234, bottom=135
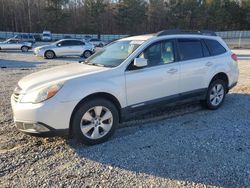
left=156, top=29, right=217, bottom=37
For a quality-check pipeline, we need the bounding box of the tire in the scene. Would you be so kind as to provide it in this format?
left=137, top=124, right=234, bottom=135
left=44, top=50, right=55, bottom=59
left=71, top=98, right=119, bottom=145
left=83, top=50, right=92, bottom=58
left=21, top=46, right=29, bottom=52
left=202, top=79, right=227, bottom=110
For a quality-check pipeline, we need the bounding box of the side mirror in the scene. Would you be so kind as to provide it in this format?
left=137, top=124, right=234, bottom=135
left=57, top=43, right=62, bottom=47
left=133, top=58, right=148, bottom=68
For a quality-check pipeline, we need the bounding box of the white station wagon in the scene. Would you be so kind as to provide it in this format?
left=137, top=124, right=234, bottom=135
left=11, top=30, right=239, bottom=145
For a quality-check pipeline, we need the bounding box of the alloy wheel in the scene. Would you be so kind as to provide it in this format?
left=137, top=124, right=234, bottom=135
left=80, top=106, right=113, bottom=139
left=209, top=83, right=224, bottom=106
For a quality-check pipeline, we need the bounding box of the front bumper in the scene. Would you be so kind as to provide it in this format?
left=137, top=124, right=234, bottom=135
left=15, top=121, right=68, bottom=137
left=11, top=94, right=78, bottom=137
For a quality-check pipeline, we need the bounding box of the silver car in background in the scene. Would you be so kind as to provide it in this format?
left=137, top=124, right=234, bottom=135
left=0, top=38, right=32, bottom=52
left=33, top=39, right=95, bottom=59
left=88, top=38, right=106, bottom=47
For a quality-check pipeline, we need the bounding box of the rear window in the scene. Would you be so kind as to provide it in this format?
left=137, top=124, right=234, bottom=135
left=178, top=39, right=203, bottom=61
left=204, top=39, right=226, bottom=56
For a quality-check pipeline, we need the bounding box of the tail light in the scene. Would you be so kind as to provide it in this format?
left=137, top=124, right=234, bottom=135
left=231, top=53, right=238, bottom=61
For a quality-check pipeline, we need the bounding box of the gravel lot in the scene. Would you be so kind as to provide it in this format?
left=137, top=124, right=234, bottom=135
left=0, top=50, right=250, bottom=188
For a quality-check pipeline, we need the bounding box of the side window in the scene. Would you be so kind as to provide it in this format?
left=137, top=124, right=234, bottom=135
left=68, top=40, right=78, bottom=46
left=178, top=39, right=203, bottom=61
left=60, top=41, right=71, bottom=46
left=204, top=39, right=226, bottom=56
left=139, top=40, right=175, bottom=67
left=201, top=40, right=210, bottom=57
left=75, top=41, right=85, bottom=45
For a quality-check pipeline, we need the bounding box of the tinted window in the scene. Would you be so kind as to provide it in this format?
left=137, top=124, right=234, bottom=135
left=204, top=39, right=226, bottom=56
left=60, top=41, right=71, bottom=46
left=139, top=40, right=175, bottom=67
left=178, top=39, right=203, bottom=61
left=9, top=40, right=18, bottom=44
left=201, top=41, right=210, bottom=57
left=74, top=40, right=85, bottom=45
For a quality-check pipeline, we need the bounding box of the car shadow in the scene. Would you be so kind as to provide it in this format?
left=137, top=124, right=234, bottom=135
left=69, top=92, right=250, bottom=187
left=51, top=57, right=84, bottom=62
left=0, top=59, right=45, bottom=68
left=0, top=50, right=33, bottom=54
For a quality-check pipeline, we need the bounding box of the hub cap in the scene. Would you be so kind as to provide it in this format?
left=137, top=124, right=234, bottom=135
left=84, top=51, right=91, bottom=58
left=80, top=106, right=113, bottom=139
left=210, top=84, right=224, bottom=106
left=46, top=51, right=54, bottom=58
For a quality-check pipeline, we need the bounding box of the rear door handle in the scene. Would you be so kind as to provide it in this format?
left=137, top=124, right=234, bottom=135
left=167, top=68, right=178, bottom=74
left=206, top=62, right=213, bottom=67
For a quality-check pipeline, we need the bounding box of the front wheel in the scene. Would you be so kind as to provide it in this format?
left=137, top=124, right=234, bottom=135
left=21, top=46, right=29, bottom=52
left=44, top=50, right=55, bottom=59
left=71, top=98, right=119, bottom=145
left=82, top=50, right=92, bottom=58
left=202, top=79, right=227, bottom=110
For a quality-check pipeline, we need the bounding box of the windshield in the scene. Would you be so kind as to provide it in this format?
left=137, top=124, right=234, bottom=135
left=43, top=34, right=51, bottom=37
left=4, top=39, right=11, bottom=43
left=84, top=40, right=144, bottom=67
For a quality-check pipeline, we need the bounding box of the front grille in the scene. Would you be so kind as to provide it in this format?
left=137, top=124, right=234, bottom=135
left=13, top=85, right=22, bottom=102
left=13, top=92, right=20, bottom=102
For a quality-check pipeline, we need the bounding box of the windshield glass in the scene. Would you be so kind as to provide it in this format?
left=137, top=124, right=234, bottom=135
left=43, top=34, right=51, bottom=37
left=85, top=40, right=144, bottom=67
left=4, top=39, right=11, bottom=43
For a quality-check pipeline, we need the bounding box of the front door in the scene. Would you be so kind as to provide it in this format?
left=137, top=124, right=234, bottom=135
left=125, top=40, right=180, bottom=107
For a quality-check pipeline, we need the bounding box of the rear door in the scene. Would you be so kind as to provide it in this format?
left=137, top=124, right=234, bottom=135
left=56, top=40, right=72, bottom=56
left=177, top=38, right=210, bottom=94
left=71, top=40, right=85, bottom=55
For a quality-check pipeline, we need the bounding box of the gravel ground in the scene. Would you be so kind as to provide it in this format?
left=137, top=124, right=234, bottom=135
left=0, top=50, right=250, bottom=188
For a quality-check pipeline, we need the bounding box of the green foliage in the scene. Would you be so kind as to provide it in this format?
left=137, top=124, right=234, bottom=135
left=0, top=0, right=250, bottom=34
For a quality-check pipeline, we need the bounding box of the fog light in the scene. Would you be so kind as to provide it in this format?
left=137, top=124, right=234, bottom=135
left=15, top=122, right=50, bottom=133
left=33, top=123, right=50, bottom=132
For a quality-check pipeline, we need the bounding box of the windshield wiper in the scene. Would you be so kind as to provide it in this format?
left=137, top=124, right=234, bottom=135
left=82, top=61, right=113, bottom=68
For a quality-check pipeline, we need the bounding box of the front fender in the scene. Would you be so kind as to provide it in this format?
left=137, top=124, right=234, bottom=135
left=57, top=73, right=126, bottom=108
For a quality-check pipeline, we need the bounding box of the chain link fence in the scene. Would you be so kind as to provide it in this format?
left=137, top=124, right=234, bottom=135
left=0, top=30, right=250, bottom=48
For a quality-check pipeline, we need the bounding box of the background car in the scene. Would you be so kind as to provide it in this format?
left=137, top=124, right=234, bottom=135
left=42, top=31, right=52, bottom=41
left=88, top=38, right=106, bottom=47
left=33, top=34, right=42, bottom=42
left=14, top=34, right=36, bottom=44
left=0, top=38, right=32, bottom=52
left=33, top=39, right=95, bottom=59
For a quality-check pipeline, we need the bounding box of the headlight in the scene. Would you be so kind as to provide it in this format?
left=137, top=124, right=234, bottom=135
left=20, top=82, right=64, bottom=103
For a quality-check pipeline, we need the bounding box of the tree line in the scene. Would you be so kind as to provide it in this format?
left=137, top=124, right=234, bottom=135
left=0, top=0, right=250, bottom=35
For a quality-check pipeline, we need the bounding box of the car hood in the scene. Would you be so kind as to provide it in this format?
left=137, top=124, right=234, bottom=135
left=35, top=44, right=54, bottom=50
left=18, top=63, right=108, bottom=92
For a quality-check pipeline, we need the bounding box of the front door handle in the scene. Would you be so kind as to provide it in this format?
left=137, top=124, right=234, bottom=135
left=206, top=62, right=213, bottom=67
left=167, top=68, right=178, bottom=74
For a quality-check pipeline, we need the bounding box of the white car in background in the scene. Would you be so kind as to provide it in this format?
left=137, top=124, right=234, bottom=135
left=42, top=31, right=52, bottom=41
left=33, top=39, right=95, bottom=59
left=89, top=38, right=106, bottom=47
left=0, top=38, right=32, bottom=52
left=11, top=30, right=239, bottom=145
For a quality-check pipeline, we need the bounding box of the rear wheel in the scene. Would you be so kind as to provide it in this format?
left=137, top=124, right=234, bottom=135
left=21, top=46, right=29, bottom=52
left=44, top=50, right=55, bottom=59
left=202, top=79, right=226, bottom=110
left=83, top=50, right=92, bottom=58
left=71, top=98, right=119, bottom=145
